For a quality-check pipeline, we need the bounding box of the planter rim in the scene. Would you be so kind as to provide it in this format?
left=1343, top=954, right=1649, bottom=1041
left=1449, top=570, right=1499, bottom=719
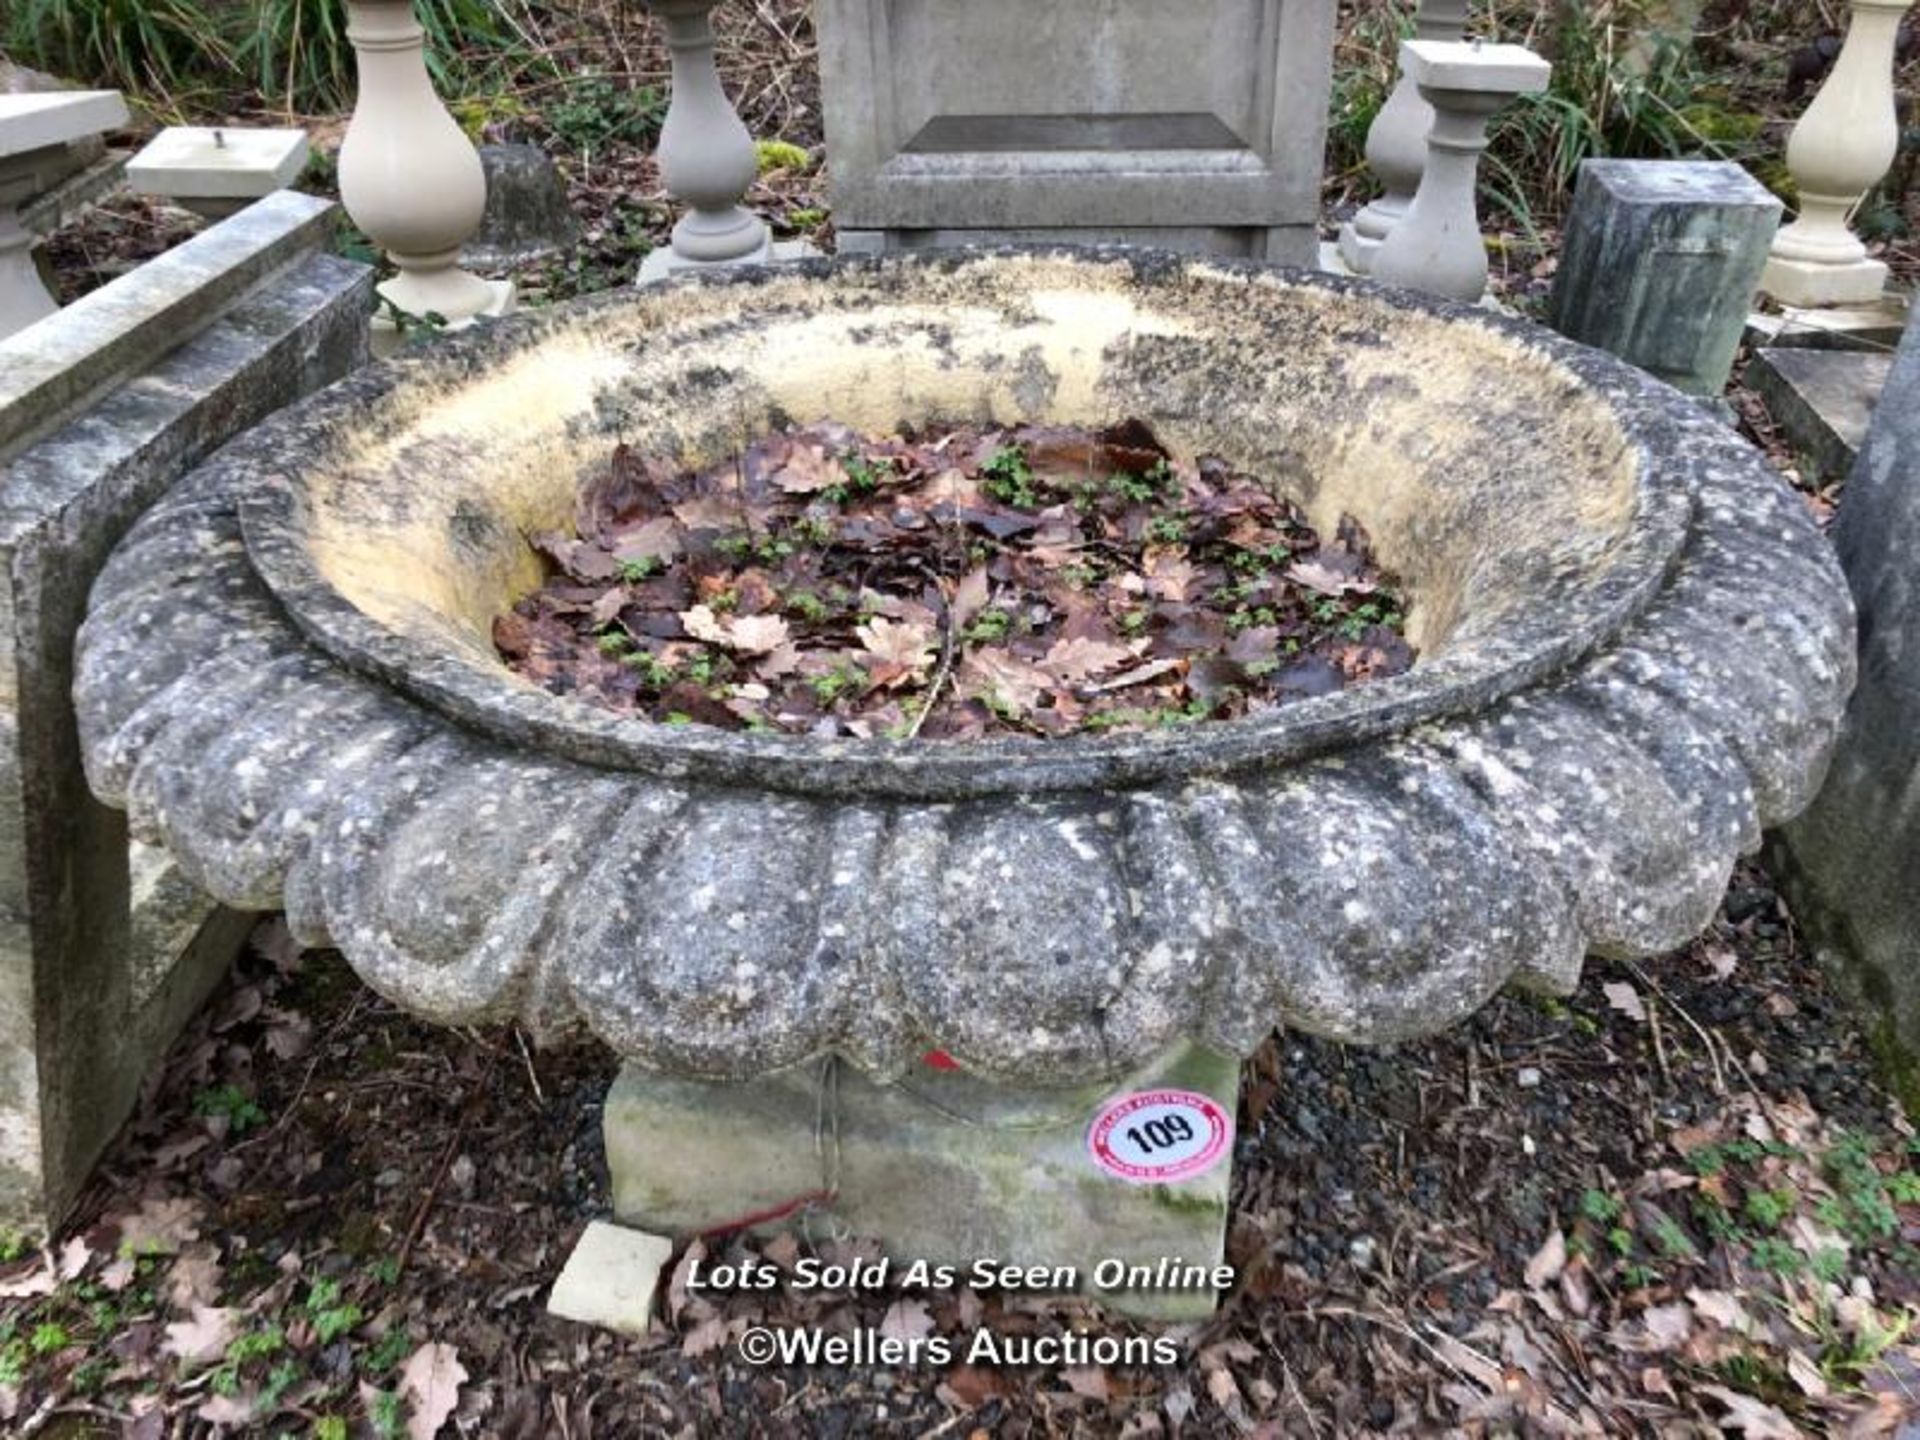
left=236, top=246, right=1693, bottom=801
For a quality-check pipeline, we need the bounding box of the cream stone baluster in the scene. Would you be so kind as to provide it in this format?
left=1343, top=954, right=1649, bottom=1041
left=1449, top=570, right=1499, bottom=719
left=1761, top=0, right=1914, bottom=307
left=339, top=0, right=511, bottom=349
left=1371, top=41, right=1550, bottom=304
left=637, top=0, right=773, bottom=282
left=1339, top=0, right=1470, bottom=275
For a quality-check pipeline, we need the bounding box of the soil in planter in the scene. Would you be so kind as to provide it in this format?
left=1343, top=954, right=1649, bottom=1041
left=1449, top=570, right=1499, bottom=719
left=494, top=418, right=1416, bottom=740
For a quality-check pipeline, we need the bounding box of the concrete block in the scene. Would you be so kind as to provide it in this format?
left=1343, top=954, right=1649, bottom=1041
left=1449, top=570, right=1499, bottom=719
left=1551, top=160, right=1781, bottom=396
left=1746, top=346, right=1892, bottom=479
left=126, top=128, right=309, bottom=220
left=816, top=0, right=1337, bottom=263
left=1772, top=306, right=1920, bottom=1108
left=0, top=200, right=372, bottom=1232
left=547, top=1221, right=674, bottom=1337
left=607, top=1046, right=1239, bottom=1321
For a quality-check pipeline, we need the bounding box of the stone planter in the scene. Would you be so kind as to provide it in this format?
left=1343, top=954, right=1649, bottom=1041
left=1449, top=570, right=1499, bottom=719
left=75, top=249, right=1852, bottom=1089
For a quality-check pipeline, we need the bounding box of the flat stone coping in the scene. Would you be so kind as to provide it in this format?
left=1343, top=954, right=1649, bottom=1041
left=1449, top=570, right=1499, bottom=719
left=0, top=91, right=127, bottom=158
left=0, top=189, right=334, bottom=459
left=1402, top=40, right=1551, bottom=91
left=127, top=127, right=309, bottom=201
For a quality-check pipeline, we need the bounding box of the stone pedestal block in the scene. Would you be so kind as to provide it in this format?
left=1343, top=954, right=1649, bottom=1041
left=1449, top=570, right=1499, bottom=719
left=816, top=0, right=1338, bottom=263
left=606, top=1046, right=1240, bottom=1321
left=1772, top=307, right=1920, bottom=1106
left=0, top=192, right=372, bottom=1232
left=1551, top=160, right=1781, bottom=397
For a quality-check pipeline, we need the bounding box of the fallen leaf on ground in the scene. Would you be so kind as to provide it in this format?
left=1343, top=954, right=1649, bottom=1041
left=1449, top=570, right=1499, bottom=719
left=398, top=1341, right=468, bottom=1440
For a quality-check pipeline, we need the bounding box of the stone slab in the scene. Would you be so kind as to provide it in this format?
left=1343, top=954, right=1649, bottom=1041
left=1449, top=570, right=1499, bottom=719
left=1745, top=347, right=1892, bottom=480
left=0, top=215, right=371, bottom=1232
left=1551, top=160, right=1781, bottom=397
left=816, top=0, right=1336, bottom=261
left=606, top=1046, right=1240, bottom=1321
left=547, top=1221, right=674, bottom=1338
left=636, top=236, right=819, bottom=285
left=1745, top=296, right=1910, bottom=351
left=1772, top=306, right=1920, bottom=1108
left=0, top=92, right=127, bottom=159
left=0, top=189, right=336, bottom=459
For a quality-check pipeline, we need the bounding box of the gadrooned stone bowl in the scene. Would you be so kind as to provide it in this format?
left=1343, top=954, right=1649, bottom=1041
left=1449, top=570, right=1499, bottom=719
left=74, top=248, right=1856, bottom=1087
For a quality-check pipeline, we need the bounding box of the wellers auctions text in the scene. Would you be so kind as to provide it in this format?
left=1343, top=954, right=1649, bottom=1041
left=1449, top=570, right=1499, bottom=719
left=746, top=1325, right=1185, bottom=1368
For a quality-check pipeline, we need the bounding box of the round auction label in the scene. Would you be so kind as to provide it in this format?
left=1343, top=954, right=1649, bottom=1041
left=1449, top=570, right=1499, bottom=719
left=1086, top=1089, right=1232, bottom=1185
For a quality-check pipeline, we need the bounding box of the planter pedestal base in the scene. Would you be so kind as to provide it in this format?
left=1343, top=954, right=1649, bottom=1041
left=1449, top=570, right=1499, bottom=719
left=605, top=1044, right=1240, bottom=1321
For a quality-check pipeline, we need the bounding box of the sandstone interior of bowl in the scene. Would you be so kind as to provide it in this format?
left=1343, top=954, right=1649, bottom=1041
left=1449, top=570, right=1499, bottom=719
left=241, top=250, right=1683, bottom=797
left=78, top=250, right=1853, bottom=1084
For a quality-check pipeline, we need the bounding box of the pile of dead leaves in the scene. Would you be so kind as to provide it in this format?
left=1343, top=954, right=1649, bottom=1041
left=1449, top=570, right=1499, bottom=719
left=495, top=418, right=1414, bottom=740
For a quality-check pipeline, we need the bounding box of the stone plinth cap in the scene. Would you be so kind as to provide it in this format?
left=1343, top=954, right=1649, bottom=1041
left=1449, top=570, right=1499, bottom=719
left=127, top=126, right=310, bottom=201
left=1576, top=158, right=1782, bottom=211
left=1402, top=40, right=1551, bottom=93
left=0, top=90, right=128, bottom=159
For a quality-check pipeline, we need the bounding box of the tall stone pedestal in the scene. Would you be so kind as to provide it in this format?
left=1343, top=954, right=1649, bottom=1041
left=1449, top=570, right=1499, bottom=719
left=1771, top=307, right=1920, bottom=1105
left=605, top=1045, right=1241, bottom=1321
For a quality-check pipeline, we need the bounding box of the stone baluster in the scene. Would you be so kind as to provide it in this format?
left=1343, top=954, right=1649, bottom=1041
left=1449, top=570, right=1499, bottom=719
left=338, top=0, right=511, bottom=348
left=1338, top=0, right=1470, bottom=275
left=0, top=90, right=128, bottom=341
left=1761, top=0, right=1914, bottom=308
left=0, top=177, right=52, bottom=339
left=637, top=0, right=773, bottom=283
left=1371, top=41, right=1551, bottom=304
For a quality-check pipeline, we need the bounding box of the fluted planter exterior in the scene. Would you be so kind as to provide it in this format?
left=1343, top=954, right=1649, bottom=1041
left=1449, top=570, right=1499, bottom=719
left=72, top=250, right=1853, bottom=1087
left=1338, top=0, right=1470, bottom=274
left=1762, top=0, right=1914, bottom=307
left=338, top=0, right=512, bottom=335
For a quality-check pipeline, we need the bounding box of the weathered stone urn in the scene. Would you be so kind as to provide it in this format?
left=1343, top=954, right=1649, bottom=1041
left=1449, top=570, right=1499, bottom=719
left=74, top=250, right=1853, bottom=1311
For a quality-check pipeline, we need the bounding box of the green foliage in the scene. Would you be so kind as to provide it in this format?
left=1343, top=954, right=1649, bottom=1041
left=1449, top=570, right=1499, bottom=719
left=1482, top=0, right=1773, bottom=233
left=7, top=0, right=537, bottom=113
left=544, top=76, right=667, bottom=157
left=193, top=1083, right=267, bottom=1134
left=4, top=0, right=226, bottom=100
left=755, top=139, right=810, bottom=174
left=242, top=0, right=524, bottom=110
left=304, top=1277, right=364, bottom=1344
left=980, top=447, right=1039, bottom=508
left=1580, top=1188, right=1623, bottom=1224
